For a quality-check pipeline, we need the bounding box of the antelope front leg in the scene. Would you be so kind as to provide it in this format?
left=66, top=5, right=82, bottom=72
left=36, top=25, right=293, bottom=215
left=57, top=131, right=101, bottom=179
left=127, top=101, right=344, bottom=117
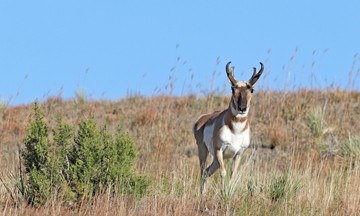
left=216, top=149, right=226, bottom=188
left=230, top=154, right=241, bottom=180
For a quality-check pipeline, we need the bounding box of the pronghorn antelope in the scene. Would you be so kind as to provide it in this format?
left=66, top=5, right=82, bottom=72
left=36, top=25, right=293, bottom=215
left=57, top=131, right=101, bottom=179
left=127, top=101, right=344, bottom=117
left=193, top=61, right=264, bottom=195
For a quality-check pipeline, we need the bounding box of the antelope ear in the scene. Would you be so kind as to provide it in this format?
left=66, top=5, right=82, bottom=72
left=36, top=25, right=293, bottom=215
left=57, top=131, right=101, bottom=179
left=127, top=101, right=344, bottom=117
left=244, top=82, right=254, bottom=93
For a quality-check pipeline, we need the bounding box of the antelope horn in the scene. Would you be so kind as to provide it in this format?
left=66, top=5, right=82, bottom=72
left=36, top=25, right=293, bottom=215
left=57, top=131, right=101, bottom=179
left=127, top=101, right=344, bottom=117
left=249, top=62, right=264, bottom=86
left=226, top=61, right=238, bottom=86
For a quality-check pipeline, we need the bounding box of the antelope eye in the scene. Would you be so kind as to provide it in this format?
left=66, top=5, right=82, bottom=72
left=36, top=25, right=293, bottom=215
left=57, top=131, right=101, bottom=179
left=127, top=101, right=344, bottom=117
left=251, top=89, right=254, bottom=93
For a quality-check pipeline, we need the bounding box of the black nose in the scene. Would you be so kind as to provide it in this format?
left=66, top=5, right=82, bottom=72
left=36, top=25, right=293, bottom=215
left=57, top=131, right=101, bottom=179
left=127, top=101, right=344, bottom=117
left=239, top=106, right=247, bottom=112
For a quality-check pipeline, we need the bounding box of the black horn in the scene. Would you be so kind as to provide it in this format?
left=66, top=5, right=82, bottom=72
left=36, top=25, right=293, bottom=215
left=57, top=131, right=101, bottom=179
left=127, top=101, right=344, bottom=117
left=249, top=62, right=264, bottom=86
left=226, top=61, right=238, bottom=86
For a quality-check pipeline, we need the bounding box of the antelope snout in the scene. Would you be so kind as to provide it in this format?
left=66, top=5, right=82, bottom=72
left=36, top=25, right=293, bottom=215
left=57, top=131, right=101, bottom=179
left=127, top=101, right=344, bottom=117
left=238, top=106, right=247, bottom=113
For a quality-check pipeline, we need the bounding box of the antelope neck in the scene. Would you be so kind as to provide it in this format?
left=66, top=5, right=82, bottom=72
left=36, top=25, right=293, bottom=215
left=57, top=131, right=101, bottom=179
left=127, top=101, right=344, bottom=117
left=232, top=115, right=247, bottom=122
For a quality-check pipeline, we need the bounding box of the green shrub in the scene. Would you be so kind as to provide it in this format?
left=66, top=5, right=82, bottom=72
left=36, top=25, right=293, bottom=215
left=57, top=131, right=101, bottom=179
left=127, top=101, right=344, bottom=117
left=70, top=117, right=104, bottom=198
left=22, top=102, right=51, bottom=205
left=18, top=102, right=149, bottom=206
left=102, top=128, right=149, bottom=197
left=52, top=117, right=76, bottom=202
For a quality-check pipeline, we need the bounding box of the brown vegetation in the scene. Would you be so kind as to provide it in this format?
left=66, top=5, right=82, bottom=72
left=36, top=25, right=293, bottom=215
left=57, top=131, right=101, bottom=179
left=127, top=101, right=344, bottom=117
left=1, top=89, right=360, bottom=215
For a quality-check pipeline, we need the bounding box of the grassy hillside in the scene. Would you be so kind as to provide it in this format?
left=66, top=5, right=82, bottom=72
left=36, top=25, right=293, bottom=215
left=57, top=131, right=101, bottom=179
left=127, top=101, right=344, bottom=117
left=1, top=89, right=360, bottom=215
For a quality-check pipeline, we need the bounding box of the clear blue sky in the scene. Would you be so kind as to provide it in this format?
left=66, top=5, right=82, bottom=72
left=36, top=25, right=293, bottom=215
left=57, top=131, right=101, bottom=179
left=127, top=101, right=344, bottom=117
left=1, top=1, right=359, bottom=105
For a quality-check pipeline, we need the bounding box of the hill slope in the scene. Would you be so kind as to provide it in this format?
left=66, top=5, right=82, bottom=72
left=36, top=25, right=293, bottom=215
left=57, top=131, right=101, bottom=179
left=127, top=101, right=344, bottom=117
left=1, top=90, right=360, bottom=215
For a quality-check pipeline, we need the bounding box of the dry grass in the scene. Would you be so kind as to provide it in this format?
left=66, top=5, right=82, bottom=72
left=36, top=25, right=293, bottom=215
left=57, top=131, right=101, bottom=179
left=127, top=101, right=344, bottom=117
left=1, top=89, right=360, bottom=215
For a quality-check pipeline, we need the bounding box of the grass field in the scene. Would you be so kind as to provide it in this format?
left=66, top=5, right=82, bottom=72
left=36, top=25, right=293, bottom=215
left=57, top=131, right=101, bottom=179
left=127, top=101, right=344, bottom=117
left=1, top=88, right=360, bottom=215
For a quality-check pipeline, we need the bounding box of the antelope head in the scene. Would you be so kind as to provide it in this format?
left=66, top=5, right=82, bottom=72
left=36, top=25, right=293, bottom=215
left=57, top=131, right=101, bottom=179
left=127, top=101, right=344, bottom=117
left=226, top=61, right=264, bottom=117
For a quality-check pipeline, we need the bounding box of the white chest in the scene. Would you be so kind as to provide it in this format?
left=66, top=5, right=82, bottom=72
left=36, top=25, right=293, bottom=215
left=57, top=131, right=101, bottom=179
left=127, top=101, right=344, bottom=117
left=219, top=123, right=250, bottom=158
left=203, top=120, right=250, bottom=158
